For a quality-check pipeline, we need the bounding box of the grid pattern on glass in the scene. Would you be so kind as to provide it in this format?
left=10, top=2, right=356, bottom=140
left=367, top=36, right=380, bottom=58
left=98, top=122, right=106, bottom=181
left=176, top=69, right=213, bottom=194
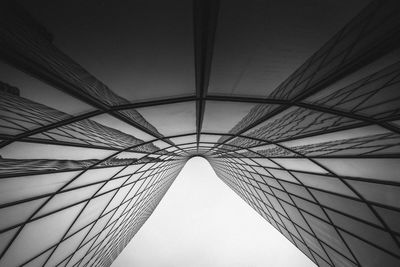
left=1, top=0, right=400, bottom=266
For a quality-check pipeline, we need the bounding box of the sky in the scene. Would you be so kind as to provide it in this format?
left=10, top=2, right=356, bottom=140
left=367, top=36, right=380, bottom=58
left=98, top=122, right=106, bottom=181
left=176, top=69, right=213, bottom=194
left=111, top=157, right=315, bottom=267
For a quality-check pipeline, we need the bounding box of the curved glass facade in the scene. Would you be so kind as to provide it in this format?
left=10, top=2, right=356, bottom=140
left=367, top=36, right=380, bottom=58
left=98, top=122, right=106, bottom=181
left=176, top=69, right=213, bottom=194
left=1, top=1, right=400, bottom=266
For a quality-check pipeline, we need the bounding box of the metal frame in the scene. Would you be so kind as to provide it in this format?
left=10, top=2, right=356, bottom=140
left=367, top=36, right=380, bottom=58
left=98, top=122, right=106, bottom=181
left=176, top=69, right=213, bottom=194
left=1, top=0, right=400, bottom=266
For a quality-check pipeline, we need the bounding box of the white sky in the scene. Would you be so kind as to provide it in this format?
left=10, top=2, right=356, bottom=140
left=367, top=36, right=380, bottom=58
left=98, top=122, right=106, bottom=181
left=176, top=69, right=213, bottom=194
left=111, top=157, right=315, bottom=267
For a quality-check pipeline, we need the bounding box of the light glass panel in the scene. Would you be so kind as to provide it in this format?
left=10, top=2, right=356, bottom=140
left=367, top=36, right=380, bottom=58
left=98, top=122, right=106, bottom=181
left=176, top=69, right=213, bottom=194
left=200, top=134, right=222, bottom=143
left=68, top=191, right=115, bottom=234
left=0, top=230, right=19, bottom=260
left=35, top=184, right=103, bottom=217
left=0, top=198, right=46, bottom=230
left=315, top=158, right=400, bottom=182
left=115, top=151, right=145, bottom=160
left=0, top=171, right=81, bottom=203
left=253, top=158, right=280, bottom=168
left=295, top=172, right=356, bottom=197
left=280, top=125, right=389, bottom=148
left=273, top=158, right=327, bottom=174
left=202, top=101, right=256, bottom=133
left=169, top=135, right=196, bottom=145
left=91, top=114, right=154, bottom=141
left=1, top=203, right=84, bottom=266
left=65, top=166, right=126, bottom=189
left=1, top=142, right=114, bottom=160
left=149, top=140, right=170, bottom=151
left=311, top=190, right=380, bottom=225
left=0, top=62, right=92, bottom=115
left=23, top=250, right=52, bottom=267
left=45, top=227, right=90, bottom=266
left=137, top=102, right=195, bottom=136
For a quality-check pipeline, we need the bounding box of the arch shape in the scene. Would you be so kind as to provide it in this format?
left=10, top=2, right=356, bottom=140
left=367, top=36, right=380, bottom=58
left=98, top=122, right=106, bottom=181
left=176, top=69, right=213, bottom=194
left=1, top=1, right=400, bottom=266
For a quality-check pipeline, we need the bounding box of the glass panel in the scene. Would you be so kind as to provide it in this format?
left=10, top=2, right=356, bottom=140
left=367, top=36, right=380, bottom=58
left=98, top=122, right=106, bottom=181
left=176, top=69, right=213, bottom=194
left=252, top=158, right=280, bottom=168
left=209, top=0, right=365, bottom=97
left=347, top=180, right=400, bottom=208
left=295, top=172, right=356, bottom=197
left=0, top=62, right=92, bottom=115
left=0, top=142, right=114, bottom=160
left=224, top=104, right=281, bottom=138
left=202, top=101, right=255, bottom=133
left=303, top=213, right=354, bottom=259
left=19, top=1, right=195, bottom=101
left=24, top=250, right=52, bottom=267
left=0, top=230, right=19, bottom=260
left=297, top=227, right=329, bottom=262
left=271, top=188, right=293, bottom=204
left=65, top=166, right=125, bottom=189
left=0, top=172, right=80, bottom=203
left=291, top=196, right=328, bottom=221
left=200, top=134, right=224, bottom=144
left=267, top=168, right=299, bottom=184
left=91, top=114, right=154, bottom=141
left=340, top=231, right=400, bottom=267
left=312, top=251, right=331, bottom=267
left=306, top=48, right=400, bottom=102
left=280, top=182, right=314, bottom=202
left=280, top=125, right=388, bottom=148
left=199, top=143, right=215, bottom=148
left=280, top=202, right=311, bottom=232
left=82, top=212, right=114, bottom=247
left=294, top=238, right=314, bottom=263
left=280, top=215, right=301, bottom=240
left=327, top=210, right=398, bottom=254
left=169, top=135, right=196, bottom=145
left=1, top=203, right=85, bottom=266
left=375, top=206, right=400, bottom=234
left=70, top=240, right=95, bottom=267
left=273, top=158, right=327, bottom=174
left=46, top=227, right=90, bottom=266
left=307, top=62, right=400, bottom=120
left=0, top=198, right=46, bottom=230
left=311, top=190, right=380, bottom=225
left=69, top=191, right=115, bottom=234
left=323, top=244, right=357, bottom=267
left=115, top=151, right=146, bottom=160
left=315, top=158, right=400, bottom=182
left=151, top=140, right=170, bottom=150
left=178, top=144, right=197, bottom=149
left=35, top=184, right=103, bottom=217
left=137, top=102, right=195, bottom=136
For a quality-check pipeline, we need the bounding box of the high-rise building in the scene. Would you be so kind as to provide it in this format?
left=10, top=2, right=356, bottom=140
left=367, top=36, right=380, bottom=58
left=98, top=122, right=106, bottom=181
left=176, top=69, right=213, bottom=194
left=1, top=0, right=400, bottom=266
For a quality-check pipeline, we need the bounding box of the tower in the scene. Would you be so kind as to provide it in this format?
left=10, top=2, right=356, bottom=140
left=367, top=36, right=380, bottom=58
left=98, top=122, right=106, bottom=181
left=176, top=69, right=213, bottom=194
left=1, top=1, right=400, bottom=266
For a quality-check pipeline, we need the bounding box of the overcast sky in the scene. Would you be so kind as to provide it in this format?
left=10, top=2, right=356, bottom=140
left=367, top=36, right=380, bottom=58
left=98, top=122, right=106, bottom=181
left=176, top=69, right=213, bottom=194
left=111, top=157, right=314, bottom=267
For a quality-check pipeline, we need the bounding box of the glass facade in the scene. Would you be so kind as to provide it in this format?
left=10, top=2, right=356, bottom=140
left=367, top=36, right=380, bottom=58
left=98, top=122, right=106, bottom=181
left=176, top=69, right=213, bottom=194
left=1, top=0, right=400, bottom=266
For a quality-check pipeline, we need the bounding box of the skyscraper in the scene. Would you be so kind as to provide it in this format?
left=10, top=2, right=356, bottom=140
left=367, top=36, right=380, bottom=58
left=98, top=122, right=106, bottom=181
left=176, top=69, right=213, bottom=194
left=1, top=0, right=400, bottom=266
